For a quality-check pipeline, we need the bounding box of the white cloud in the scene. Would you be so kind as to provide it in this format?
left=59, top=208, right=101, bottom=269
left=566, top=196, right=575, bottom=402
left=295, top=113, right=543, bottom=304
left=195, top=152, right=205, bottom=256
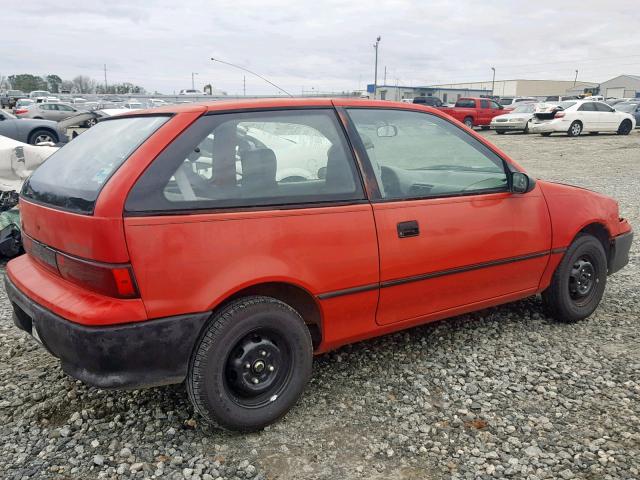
left=3, top=0, right=639, bottom=94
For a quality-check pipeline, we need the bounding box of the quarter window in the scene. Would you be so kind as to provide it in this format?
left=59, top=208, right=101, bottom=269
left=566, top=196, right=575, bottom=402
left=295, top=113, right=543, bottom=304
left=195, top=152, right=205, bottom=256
left=578, top=102, right=596, bottom=111
left=347, top=109, right=508, bottom=200
left=126, top=110, right=364, bottom=213
left=594, top=102, right=614, bottom=112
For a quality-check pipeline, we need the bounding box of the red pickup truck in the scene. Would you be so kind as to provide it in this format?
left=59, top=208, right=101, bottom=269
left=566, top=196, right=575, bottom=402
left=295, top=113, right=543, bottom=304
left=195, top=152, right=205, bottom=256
left=441, top=97, right=506, bottom=129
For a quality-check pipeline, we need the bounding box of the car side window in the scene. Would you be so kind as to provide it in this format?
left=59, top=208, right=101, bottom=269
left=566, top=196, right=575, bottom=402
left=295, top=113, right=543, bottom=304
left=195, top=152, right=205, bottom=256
left=578, top=103, right=596, bottom=112
left=480, top=100, right=489, bottom=109
left=347, top=109, right=508, bottom=200
left=490, top=100, right=501, bottom=109
left=126, top=109, right=364, bottom=213
left=594, top=102, right=614, bottom=112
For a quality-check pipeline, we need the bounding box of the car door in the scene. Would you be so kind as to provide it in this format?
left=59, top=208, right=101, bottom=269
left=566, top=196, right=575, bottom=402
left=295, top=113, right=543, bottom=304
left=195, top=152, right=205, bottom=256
left=576, top=102, right=599, bottom=131
left=489, top=100, right=504, bottom=123
left=479, top=99, right=491, bottom=125
left=594, top=102, right=618, bottom=131
left=0, top=111, right=18, bottom=138
left=345, top=107, right=551, bottom=326
left=56, top=104, right=76, bottom=120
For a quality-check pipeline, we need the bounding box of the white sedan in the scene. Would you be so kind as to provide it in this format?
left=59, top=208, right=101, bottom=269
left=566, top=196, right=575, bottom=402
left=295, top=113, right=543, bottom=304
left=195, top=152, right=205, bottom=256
left=529, top=100, right=636, bottom=137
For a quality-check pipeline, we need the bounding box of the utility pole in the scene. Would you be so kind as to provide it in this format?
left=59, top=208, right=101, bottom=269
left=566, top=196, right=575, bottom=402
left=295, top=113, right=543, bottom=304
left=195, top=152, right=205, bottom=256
left=491, top=67, right=496, bottom=97
left=384, top=66, right=387, bottom=85
left=373, top=36, right=381, bottom=98
left=243, top=75, right=246, bottom=96
left=191, top=72, right=198, bottom=90
left=573, top=69, right=578, bottom=87
left=103, top=64, right=108, bottom=93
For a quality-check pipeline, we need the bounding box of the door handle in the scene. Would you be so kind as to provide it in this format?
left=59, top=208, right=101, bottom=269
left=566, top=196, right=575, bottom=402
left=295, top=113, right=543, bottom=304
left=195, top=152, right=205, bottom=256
left=397, top=220, right=419, bottom=238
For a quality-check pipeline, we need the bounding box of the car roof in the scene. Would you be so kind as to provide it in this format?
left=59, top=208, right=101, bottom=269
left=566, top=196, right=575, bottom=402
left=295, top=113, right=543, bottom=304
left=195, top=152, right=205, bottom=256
left=121, top=98, right=459, bottom=116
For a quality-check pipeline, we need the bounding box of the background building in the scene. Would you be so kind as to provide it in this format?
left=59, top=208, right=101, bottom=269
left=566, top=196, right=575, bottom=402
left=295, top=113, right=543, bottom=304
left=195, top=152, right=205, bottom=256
left=598, top=75, right=640, bottom=99
left=368, top=84, right=490, bottom=102
left=431, top=79, right=598, bottom=98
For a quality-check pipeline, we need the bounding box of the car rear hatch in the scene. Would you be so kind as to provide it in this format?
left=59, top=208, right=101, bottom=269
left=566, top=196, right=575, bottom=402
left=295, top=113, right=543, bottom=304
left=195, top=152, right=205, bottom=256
left=17, top=115, right=172, bottom=302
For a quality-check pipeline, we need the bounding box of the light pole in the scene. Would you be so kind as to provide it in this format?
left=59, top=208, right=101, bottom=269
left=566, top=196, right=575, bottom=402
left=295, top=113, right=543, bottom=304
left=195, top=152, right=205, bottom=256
left=373, top=36, right=381, bottom=98
left=191, top=72, right=198, bottom=90
left=573, top=69, right=578, bottom=87
left=491, top=67, right=496, bottom=97
left=210, top=57, right=293, bottom=97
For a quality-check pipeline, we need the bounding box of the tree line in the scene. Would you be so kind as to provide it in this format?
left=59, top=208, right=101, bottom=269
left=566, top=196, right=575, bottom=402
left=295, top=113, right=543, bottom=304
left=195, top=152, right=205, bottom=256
left=1, top=73, right=146, bottom=95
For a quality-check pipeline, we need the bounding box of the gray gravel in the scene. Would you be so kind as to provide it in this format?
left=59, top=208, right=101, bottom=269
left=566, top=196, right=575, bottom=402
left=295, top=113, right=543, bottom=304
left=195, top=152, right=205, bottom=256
left=1, top=129, right=639, bottom=479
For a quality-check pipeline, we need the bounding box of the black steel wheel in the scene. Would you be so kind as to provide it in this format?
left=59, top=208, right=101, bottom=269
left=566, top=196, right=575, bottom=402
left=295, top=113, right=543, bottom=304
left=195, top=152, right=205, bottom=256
left=542, top=234, right=607, bottom=323
left=187, top=296, right=312, bottom=431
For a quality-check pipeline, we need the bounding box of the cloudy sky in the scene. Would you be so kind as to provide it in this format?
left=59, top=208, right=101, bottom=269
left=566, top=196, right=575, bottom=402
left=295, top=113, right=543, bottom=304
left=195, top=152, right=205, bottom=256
left=3, top=0, right=639, bottom=95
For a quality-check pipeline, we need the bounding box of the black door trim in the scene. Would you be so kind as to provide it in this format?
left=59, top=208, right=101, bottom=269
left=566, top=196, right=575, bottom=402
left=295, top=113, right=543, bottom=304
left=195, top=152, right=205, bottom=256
left=317, top=249, right=551, bottom=300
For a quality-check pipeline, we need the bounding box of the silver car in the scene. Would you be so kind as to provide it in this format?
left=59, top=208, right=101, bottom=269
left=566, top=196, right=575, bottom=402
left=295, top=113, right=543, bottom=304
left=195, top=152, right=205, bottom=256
left=490, top=103, right=539, bottom=134
left=18, top=102, right=86, bottom=122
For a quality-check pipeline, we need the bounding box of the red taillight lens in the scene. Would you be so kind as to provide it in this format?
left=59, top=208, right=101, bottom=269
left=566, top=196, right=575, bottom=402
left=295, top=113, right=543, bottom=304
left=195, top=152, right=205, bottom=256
left=56, top=254, right=139, bottom=299
left=554, top=111, right=565, bottom=118
left=24, top=234, right=139, bottom=299
left=15, top=108, right=28, bottom=115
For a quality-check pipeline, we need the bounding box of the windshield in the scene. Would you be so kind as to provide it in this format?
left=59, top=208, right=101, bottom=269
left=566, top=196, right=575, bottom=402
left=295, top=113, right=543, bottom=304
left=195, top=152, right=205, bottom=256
left=499, top=98, right=514, bottom=105
left=511, top=103, right=536, bottom=113
left=22, top=116, right=168, bottom=214
left=616, top=103, right=638, bottom=113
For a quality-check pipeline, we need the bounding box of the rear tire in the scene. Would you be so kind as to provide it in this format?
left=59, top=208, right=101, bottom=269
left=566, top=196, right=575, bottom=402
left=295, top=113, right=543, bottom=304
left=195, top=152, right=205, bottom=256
left=542, top=234, right=607, bottom=323
left=523, top=122, right=529, bottom=134
left=463, top=117, right=474, bottom=129
left=496, top=130, right=506, bottom=135
left=187, top=296, right=313, bottom=431
left=28, top=129, right=58, bottom=145
left=617, top=119, right=632, bottom=135
left=480, top=126, right=490, bottom=130
left=540, top=132, right=552, bottom=137
left=567, top=121, right=582, bottom=137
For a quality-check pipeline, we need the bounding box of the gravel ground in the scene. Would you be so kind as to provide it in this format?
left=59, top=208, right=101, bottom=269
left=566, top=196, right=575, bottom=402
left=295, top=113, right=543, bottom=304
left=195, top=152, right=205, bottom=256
left=1, top=129, right=639, bottom=480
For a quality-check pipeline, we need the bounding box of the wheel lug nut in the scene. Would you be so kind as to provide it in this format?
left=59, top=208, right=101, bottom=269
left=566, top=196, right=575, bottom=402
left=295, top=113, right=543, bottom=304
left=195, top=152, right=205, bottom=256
left=252, top=378, right=259, bottom=384
left=245, top=363, right=251, bottom=369
left=268, top=365, right=274, bottom=372
left=260, top=350, right=266, bottom=356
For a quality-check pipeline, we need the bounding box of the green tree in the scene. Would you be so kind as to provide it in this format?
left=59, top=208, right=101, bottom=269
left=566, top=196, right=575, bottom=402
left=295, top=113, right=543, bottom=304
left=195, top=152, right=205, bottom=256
left=8, top=74, right=47, bottom=92
left=46, top=74, right=62, bottom=93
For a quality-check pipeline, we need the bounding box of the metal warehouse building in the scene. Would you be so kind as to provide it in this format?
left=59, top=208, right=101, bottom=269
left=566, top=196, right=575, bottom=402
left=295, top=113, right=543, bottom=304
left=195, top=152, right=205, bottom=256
left=598, top=75, right=640, bottom=99
left=430, top=79, right=599, bottom=98
left=369, top=84, right=490, bottom=102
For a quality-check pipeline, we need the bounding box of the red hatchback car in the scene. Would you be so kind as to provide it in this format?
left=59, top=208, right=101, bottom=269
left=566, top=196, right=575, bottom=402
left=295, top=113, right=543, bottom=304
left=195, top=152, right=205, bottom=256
left=6, top=99, right=632, bottom=431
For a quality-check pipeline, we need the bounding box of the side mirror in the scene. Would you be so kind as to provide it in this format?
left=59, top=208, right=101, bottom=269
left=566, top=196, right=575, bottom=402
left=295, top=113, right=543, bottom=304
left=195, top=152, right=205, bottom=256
left=511, top=172, right=533, bottom=193
left=377, top=125, right=398, bottom=137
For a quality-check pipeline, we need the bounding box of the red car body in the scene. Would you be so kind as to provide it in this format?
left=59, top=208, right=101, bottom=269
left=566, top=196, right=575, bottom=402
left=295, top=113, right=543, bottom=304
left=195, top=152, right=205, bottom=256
left=6, top=98, right=632, bottom=423
left=442, top=97, right=507, bottom=127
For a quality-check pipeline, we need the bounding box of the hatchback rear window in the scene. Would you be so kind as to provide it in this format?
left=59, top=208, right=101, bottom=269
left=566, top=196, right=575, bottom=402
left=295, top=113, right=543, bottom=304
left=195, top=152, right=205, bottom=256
left=22, top=115, right=168, bottom=214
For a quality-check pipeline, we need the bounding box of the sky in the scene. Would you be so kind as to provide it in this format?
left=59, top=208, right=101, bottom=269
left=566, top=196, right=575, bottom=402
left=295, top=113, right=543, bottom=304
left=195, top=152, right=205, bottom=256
left=2, top=0, right=640, bottom=95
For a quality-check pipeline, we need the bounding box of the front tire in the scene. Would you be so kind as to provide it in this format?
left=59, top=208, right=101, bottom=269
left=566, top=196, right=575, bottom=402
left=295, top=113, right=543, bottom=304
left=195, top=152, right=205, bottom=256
left=567, top=121, right=582, bottom=137
left=463, top=117, right=474, bottom=129
left=542, top=234, right=607, bottom=323
left=28, top=129, right=58, bottom=145
left=496, top=130, right=506, bottom=135
left=540, top=132, right=552, bottom=137
left=187, top=296, right=313, bottom=431
left=617, top=119, right=632, bottom=135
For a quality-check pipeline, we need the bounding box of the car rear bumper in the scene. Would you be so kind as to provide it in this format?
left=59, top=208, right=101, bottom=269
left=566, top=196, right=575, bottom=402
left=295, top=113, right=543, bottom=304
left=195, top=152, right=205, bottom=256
left=529, top=119, right=568, bottom=133
left=5, top=275, right=210, bottom=389
left=609, top=230, right=633, bottom=275
left=491, top=122, right=528, bottom=130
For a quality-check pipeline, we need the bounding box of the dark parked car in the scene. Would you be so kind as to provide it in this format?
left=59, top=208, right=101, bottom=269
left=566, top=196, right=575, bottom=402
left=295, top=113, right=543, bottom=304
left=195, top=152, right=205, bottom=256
left=615, top=102, right=640, bottom=127
left=1, top=90, right=26, bottom=109
left=0, top=110, right=68, bottom=145
left=413, top=96, right=444, bottom=107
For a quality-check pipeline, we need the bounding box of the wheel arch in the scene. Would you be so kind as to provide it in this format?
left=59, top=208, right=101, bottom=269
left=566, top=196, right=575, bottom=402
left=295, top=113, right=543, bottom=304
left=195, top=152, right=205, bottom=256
left=576, top=222, right=611, bottom=262
left=29, top=126, right=58, bottom=142
left=213, top=281, right=324, bottom=350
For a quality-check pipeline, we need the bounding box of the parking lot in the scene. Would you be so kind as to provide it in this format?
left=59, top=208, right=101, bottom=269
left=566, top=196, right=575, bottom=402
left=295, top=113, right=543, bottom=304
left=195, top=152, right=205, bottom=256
left=0, top=127, right=637, bottom=479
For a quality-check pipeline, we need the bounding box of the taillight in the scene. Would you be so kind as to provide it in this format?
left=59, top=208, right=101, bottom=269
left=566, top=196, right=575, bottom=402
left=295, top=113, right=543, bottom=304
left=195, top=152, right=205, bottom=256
left=23, top=234, right=139, bottom=299
left=15, top=108, right=28, bottom=115
left=554, top=111, right=565, bottom=118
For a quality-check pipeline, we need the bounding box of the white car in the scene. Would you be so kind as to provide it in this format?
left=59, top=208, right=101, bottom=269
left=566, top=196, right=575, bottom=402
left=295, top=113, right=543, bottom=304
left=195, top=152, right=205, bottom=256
left=529, top=100, right=636, bottom=137
left=490, top=103, right=540, bottom=134
left=179, top=89, right=205, bottom=96
left=498, top=97, right=538, bottom=108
